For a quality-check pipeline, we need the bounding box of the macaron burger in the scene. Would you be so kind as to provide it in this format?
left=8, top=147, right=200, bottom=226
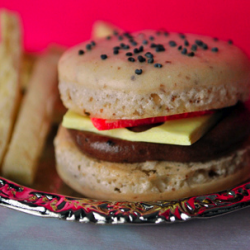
left=54, top=30, right=250, bottom=201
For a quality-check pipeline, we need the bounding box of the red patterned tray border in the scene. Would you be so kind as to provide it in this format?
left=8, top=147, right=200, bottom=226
left=1, top=177, right=250, bottom=224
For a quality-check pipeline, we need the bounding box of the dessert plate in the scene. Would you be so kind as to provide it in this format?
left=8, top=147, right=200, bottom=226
left=0, top=129, right=250, bottom=225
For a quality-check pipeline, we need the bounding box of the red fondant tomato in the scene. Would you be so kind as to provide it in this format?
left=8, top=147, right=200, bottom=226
left=91, top=110, right=214, bottom=130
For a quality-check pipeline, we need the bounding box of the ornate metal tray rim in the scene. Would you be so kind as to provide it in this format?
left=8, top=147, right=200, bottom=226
left=1, top=177, right=250, bottom=225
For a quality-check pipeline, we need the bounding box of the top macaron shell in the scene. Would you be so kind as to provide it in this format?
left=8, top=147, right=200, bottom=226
left=58, top=30, right=250, bottom=119
left=59, top=31, right=250, bottom=92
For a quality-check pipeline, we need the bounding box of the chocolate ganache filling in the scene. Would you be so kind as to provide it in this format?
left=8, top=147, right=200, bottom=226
left=68, top=103, right=250, bottom=163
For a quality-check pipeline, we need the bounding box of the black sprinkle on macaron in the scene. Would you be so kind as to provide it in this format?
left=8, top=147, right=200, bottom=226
left=184, top=40, right=189, bottom=46
left=191, top=44, right=197, bottom=51
left=100, top=54, right=108, bottom=60
left=130, top=41, right=138, bottom=46
left=86, top=44, right=92, bottom=50
left=148, top=58, right=154, bottom=63
left=78, top=50, right=84, bottom=55
left=195, top=40, right=203, bottom=46
left=169, top=41, right=177, bottom=47
left=145, top=52, right=153, bottom=58
left=128, top=57, right=135, bottom=62
left=138, top=55, right=146, bottom=62
left=188, top=52, right=195, bottom=57
left=181, top=48, right=187, bottom=55
left=134, top=48, right=140, bottom=54
left=211, top=47, right=219, bottom=52
left=154, top=63, right=162, bottom=68
left=126, top=52, right=133, bottom=56
left=179, top=33, right=186, bottom=39
left=135, top=69, right=143, bottom=75
left=178, top=45, right=182, bottom=51
left=202, top=44, right=208, bottom=50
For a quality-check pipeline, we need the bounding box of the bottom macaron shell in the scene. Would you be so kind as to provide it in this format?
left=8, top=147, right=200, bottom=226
left=54, top=126, right=250, bottom=202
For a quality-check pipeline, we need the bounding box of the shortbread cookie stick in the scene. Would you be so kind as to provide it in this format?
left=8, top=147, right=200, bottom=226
left=0, top=10, right=22, bottom=166
left=92, top=20, right=122, bottom=39
left=2, top=50, right=61, bottom=185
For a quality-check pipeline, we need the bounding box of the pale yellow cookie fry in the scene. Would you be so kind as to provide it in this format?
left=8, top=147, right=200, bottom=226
left=20, top=52, right=37, bottom=92
left=2, top=50, right=61, bottom=185
left=21, top=45, right=66, bottom=123
left=0, top=10, right=22, bottom=166
left=92, top=20, right=122, bottom=39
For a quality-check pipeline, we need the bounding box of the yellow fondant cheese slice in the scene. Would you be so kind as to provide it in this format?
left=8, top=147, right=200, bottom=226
left=62, top=110, right=223, bottom=146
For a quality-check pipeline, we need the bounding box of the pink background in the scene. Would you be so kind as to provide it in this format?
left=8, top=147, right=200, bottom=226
left=1, top=0, right=250, bottom=56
